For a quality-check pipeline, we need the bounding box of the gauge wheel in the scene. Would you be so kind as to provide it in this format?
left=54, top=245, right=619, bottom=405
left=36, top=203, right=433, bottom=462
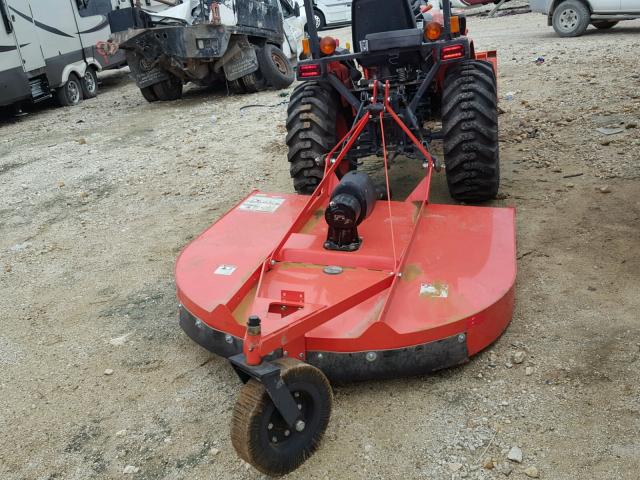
left=231, top=358, right=332, bottom=476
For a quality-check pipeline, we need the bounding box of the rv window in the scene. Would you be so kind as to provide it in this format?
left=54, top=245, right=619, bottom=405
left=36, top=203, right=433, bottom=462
left=76, top=0, right=114, bottom=17
left=1, top=0, right=13, bottom=34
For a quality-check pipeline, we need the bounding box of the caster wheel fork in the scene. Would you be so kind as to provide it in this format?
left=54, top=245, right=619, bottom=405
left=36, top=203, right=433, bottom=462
left=230, top=357, right=332, bottom=476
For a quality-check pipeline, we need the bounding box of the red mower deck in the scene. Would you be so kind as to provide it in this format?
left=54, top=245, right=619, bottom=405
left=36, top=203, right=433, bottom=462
left=177, top=81, right=515, bottom=384
left=177, top=187, right=515, bottom=382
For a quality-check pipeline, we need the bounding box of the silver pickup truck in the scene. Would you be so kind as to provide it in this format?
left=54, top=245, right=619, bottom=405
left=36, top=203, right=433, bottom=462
left=530, top=0, right=640, bottom=36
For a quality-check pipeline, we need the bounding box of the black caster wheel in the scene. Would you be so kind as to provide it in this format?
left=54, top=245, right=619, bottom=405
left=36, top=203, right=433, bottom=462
left=231, top=358, right=332, bottom=476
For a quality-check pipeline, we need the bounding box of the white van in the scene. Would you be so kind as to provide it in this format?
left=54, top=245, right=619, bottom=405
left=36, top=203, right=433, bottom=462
left=298, top=0, right=351, bottom=30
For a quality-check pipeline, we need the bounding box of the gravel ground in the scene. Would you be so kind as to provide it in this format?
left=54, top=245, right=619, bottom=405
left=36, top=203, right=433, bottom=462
left=1, top=11, right=639, bottom=480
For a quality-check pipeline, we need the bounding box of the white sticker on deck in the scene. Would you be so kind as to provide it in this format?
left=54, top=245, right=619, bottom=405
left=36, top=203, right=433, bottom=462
left=239, top=195, right=285, bottom=213
left=214, top=265, right=237, bottom=276
left=420, top=282, right=449, bottom=298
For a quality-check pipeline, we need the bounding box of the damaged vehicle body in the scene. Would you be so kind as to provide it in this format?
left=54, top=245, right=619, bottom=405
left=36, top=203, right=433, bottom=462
left=112, top=0, right=304, bottom=101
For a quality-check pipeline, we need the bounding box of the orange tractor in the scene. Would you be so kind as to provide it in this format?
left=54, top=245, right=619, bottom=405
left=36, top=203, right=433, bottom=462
left=176, top=0, right=515, bottom=475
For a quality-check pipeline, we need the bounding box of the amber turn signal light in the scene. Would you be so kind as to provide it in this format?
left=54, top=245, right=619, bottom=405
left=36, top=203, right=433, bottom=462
left=319, top=36, right=337, bottom=55
left=424, top=21, right=442, bottom=41
left=450, top=16, right=460, bottom=35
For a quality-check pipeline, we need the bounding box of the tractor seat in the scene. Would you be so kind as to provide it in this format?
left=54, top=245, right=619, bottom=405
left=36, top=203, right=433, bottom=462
left=364, top=28, right=423, bottom=52
left=351, top=0, right=419, bottom=67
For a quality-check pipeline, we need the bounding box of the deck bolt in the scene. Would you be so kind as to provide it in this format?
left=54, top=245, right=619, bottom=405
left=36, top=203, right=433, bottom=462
left=284, top=429, right=290, bottom=437
left=295, top=420, right=306, bottom=432
left=298, top=353, right=304, bottom=359
left=294, top=392, right=300, bottom=398
left=272, top=436, right=278, bottom=443
left=267, top=423, right=273, bottom=430
left=457, top=333, right=466, bottom=343
left=283, top=350, right=288, bottom=357
left=270, top=259, right=276, bottom=266
left=298, top=403, right=302, bottom=410
left=366, top=351, right=377, bottom=362
left=224, top=334, right=233, bottom=344
left=317, top=353, right=323, bottom=360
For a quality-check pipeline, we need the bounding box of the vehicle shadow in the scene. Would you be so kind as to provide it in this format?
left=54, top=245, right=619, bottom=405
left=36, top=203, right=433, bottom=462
left=97, top=67, right=132, bottom=94
left=580, top=25, right=640, bottom=36
left=181, top=82, right=289, bottom=104
left=535, top=24, right=640, bottom=39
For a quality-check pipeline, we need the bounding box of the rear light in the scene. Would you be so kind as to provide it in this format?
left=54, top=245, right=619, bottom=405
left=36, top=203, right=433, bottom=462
left=450, top=16, right=460, bottom=35
left=298, top=63, right=322, bottom=78
left=319, top=36, right=337, bottom=55
left=424, top=21, right=442, bottom=41
left=441, top=44, right=465, bottom=60
left=302, top=38, right=310, bottom=57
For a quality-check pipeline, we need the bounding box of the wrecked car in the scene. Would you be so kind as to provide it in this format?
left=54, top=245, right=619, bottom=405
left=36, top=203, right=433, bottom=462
left=111, top=0, right=304, bottom=101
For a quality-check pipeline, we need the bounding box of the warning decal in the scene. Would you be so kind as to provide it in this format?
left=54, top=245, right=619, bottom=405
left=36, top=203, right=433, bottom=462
left=239, top=195, right=285, bottom=213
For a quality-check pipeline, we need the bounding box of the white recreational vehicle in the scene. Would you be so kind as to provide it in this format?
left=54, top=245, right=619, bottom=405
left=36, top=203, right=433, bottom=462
left=0, top=0, right=136, bottom=109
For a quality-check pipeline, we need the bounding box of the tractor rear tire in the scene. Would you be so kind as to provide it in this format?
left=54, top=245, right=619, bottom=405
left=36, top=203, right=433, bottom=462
left=286, top=81, right=339, bottom=194
left=442, top=60, right=500, bottom=202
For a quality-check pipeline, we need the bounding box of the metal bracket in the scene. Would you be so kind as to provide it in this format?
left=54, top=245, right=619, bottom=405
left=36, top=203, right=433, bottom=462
left=328, top=73, right=362, bottom=110
left=229, top=354, right=301, bottom=429
left=408, top=56, right=440, bottom=114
